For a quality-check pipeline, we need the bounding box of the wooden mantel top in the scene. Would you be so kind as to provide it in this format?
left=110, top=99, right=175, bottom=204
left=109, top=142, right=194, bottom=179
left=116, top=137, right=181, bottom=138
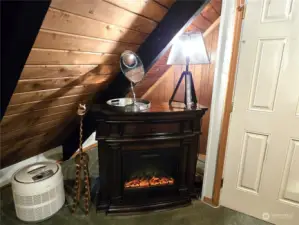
left=147, top=102, right=208, bottom=113
left=92, top=102, right=208, bottom=115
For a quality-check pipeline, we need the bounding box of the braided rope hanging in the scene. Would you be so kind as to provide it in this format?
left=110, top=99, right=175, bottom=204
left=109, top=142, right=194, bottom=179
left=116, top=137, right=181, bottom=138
left=72, top=103, right=91, bottom=214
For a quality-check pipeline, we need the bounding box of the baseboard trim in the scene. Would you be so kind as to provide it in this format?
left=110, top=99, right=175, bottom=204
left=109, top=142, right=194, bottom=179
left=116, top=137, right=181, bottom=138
left=203, top=196, right=216, bottom=206
left=71, top=143, right=98, bottom=158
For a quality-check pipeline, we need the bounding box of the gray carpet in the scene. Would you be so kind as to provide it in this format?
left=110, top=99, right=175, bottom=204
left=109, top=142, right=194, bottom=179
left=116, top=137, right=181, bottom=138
left=0, top=148, right=271, bottom=225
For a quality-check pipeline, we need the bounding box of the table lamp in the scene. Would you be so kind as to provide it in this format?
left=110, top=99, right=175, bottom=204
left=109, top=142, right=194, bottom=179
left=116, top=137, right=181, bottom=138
left=167, top=32, right=210, bottom=109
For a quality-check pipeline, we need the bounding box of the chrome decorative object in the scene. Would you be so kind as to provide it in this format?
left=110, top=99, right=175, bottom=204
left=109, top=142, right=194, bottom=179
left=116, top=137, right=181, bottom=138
left=120, top=50, right=145, bottom=84
left=107, top=98, right=151, bottom=112
left=107, top=50, right=150, bottom=112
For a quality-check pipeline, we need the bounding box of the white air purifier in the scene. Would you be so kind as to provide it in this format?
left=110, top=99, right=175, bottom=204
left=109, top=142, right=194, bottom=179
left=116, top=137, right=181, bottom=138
left=11, top=162, right=65, bottom=222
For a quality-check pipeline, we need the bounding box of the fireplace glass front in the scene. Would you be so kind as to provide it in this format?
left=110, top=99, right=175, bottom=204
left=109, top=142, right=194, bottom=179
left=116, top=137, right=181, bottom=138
left=122, top=148, right=179, bottom=191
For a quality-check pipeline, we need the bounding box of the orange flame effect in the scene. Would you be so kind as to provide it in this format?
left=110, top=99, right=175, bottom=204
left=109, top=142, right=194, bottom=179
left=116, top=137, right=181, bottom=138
left=125, top=176, right=174, bottom=188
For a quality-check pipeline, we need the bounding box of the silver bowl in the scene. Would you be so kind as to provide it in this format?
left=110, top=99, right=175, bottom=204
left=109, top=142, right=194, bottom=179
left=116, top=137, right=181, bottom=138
left=106, top=98, right=151, bottom=112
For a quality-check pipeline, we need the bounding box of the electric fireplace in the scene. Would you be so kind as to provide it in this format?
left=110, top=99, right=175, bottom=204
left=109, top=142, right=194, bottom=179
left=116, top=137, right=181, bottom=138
left=92, top=102, right=207, bottom=213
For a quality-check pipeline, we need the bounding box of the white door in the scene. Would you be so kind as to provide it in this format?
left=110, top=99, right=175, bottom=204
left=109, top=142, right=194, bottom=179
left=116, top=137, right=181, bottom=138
left=221, top=0, right=299, bottom=224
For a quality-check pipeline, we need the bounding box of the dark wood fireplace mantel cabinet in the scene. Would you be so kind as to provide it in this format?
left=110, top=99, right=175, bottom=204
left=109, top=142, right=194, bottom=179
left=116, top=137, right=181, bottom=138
left=92, top=103, right=207, bottom=214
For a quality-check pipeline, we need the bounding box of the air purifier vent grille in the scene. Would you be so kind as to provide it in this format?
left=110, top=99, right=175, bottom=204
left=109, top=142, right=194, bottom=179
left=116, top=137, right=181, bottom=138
left=12, top=162, right=65, bottom=222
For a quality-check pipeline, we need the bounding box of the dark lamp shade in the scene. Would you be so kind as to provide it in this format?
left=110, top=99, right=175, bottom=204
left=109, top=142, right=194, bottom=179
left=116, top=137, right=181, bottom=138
left=167, top=32, right=210, bottom=65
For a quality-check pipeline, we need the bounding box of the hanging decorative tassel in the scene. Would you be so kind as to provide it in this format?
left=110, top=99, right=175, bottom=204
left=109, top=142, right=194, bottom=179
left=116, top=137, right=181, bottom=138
left=71, top=103, right=91, bottom=215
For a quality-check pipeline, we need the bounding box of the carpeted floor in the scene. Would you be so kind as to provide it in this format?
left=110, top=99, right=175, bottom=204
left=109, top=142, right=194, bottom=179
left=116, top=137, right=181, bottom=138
left=0, top=148, right=271, bottom=225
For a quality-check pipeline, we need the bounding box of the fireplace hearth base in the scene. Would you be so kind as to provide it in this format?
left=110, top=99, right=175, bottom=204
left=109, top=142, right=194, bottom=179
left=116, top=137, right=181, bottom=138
left=107, top=196, right=191, bottom=214
left=92, top=103, right=207, bottom=214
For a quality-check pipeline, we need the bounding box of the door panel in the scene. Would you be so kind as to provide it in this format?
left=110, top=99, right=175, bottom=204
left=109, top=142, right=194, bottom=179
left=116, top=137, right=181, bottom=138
left=237, top=132, right=268, bottom=194
left=249, top=38, right=285, bottom=111
left=261, top=0, right=295, bottom=22
left=279, top=139, right=299, bottom=206
left=221, top=0, right=299, bottom=224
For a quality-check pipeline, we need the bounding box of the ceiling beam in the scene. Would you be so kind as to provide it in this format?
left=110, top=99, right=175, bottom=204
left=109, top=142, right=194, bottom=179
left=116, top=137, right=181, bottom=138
left=0, top=1, right=50, bottom=120
left=62, top=0, right=209, bottom=160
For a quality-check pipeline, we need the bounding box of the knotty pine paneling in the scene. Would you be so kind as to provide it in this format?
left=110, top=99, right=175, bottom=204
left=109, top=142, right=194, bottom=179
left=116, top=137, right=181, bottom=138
left=105, top=0, right=168, bottom=22
left=6, top=102, right=77, bottom=117
left=192, top=14, right=213, bottom=32
left=128, top=49, right=171, bottom=98
left=201, top=2, right=220, bottom=23
left=14, top=74, right=111, bottom=93
left=26, top=49, right=119, bottom=65
left=34, top=30, right=139, bottom=54
left=21, top=65, right=97, bottom=79
left=127, top=2, right=222, bottom=156
left=1, top=111, right=73, bottom=133
left=1, top=0, right=171, bottom=168
left=154, top=0, right=175, bottom=8
left=1, top=118, right=68, bottom=145
left=1, top=123, right=71, bottom=168
left=6, top=96, right=90, bottom=116
left=145, top=25, right=220, bottom=155
left=9, top=85, right=101, bottom=105
left=1, top=133, right=48, bottom=154
left=210, top=0, right=222, bottom=15
left=50, top=0, right=157, bottom=34
left=42, top=8, right=148, bottom=44
left=21, top=65, right=119, bottom=79
left=131, top=2, right=221, bottom=99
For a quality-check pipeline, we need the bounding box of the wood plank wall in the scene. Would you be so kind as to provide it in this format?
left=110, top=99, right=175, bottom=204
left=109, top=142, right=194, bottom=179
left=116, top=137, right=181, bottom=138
left=130, top=0, right=221, bottom=97
left=0, top=0, right=175, bottom=168
left=130, top=0, right=222, bottom=155
left=144, top=25, right=220, bottom=155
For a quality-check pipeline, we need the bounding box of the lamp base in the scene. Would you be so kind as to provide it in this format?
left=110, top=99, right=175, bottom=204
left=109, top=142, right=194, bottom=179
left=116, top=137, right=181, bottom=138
left=169, top=70, right=197, bottom=109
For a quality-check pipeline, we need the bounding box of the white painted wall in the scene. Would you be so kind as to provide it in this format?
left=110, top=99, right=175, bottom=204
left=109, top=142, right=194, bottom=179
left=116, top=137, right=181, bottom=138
left=201, top=0, right=237, bottom=200
left=83, top=131, right=96, bottom=148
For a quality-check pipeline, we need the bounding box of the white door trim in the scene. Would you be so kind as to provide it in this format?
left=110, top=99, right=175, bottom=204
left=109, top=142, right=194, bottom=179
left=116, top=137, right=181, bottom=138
left=201, top=0, right=237, bottom=200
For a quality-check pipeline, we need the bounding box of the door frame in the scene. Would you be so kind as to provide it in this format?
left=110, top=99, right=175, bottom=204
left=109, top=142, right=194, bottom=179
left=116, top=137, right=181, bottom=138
left=211, top=0, right=245, bottom=206
left=202, top=0, right=245, bottom=206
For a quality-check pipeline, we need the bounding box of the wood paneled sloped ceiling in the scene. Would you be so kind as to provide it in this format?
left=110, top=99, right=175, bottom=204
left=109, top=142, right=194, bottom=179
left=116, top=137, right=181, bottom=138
left=130, top=0, right=221, bottom=98
left=1, top=0, right=176, bottom=168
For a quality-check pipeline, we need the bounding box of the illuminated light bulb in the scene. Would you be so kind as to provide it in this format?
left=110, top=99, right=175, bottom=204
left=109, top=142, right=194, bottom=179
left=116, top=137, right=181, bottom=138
left=183, top=39, right=193, bottom=57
